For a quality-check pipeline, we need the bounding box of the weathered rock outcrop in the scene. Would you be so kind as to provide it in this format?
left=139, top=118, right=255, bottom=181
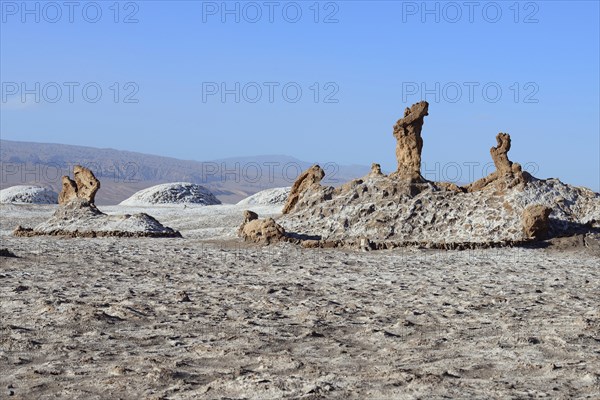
left=58, top=165, right=100, bottom=205
left=74, top=165, right=101, bottom=203
left=58, top=176, right=78, bottom=204
left=282, top=165, right=325, bottom=214
left=238, top=213, right=286, bottom=244
left=466, top=133, right=529, bottom=192
left=390, top=101, right=429, bottom=182
left=242, top=210, right=258, bottom=223
left=522, top=204, right=552, bottom=239
left=0, top=248, right=18, bottom=257
left=14, top=197, right=181, bottom=238
left=16, top=167, right=180, bottom=238
left=275, top=102, right=600, bottom=249
left=370, top=163, right=383, bottom=177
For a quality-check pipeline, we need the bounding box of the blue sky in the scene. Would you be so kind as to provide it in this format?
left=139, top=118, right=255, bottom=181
left=1, top=0, right=599, bottom=190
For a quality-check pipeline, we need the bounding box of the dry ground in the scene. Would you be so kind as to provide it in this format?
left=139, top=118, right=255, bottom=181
left=1, top=205, right=599, bottom=399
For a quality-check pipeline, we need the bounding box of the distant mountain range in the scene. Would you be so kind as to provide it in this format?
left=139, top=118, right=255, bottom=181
left=0, top=140, right=369, bottom=204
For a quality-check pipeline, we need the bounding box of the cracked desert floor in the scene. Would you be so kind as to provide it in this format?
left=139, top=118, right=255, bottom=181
left=1, top=204, right=599, bottom=399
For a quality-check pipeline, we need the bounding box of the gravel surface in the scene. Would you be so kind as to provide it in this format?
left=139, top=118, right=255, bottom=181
left=1, top=205, right=599, bottom=399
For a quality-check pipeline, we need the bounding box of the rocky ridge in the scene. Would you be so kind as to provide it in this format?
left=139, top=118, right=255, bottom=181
left=241, top=102, right=600, bottom=249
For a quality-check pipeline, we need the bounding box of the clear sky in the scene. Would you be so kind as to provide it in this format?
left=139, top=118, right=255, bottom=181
left=1, top=1, right=599, bottom=190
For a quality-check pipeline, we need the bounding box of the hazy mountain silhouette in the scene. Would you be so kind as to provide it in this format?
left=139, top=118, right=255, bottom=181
left=0, top=140, right=369, bottom=204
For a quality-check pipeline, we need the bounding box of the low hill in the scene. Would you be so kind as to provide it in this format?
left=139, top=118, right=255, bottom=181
left=237, top=187, right=291, bottom=207
left=120, top=183, right=221, bottom=206
left=0, top=185, right=58, bottom=204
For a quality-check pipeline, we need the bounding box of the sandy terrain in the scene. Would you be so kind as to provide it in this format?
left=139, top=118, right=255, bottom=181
left=1, top=204, right=599, bottom=399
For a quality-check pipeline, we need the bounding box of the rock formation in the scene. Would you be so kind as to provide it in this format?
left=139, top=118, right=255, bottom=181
left=466, top=133, right=528, bottom=192
left=74, top=165, right=101, bottom=203
left=370, top=163, right=383, bottom=177
left=242, top=210, right=259, bottom=223
left=390, top=101, right=429, bottom=182
left=238, top=214, right=286, bottom=244
left=282, top=165, right=325, bottom=214
left=15, top=166, right=181, bottom=238
left=522, top=204, right=552, bottom=239
left=275, top=101, right=600, bottom=249
left=58, top=165, right=100, bottom=205
left=58, top=176, right=78, bottom=204
left=0, top=248, right=18, bottom=257
left=491, top=133, right=515, bottom=174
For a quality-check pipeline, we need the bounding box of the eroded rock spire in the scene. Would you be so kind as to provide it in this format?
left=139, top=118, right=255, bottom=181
left=466, top=133, right=528, bottom=192
left=391, top=101, right=429, bottom=182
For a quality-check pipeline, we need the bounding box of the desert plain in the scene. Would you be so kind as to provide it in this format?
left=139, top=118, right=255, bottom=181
left=1, top=202, right=599, bottom=399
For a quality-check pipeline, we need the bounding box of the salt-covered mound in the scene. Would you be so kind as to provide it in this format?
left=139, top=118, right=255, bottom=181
left=14, top=198, right=181, bottom=238
left=275, top=101, right=600, bottom=249
left=0, top=185, right=58, bottom=204
left=236, top=187, right=291, bottom=206
left=120, top=183, right=221, bottom=206
left=279, top=174, right=599, bottom=249
left=15, top=166, right=181, bottom=238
